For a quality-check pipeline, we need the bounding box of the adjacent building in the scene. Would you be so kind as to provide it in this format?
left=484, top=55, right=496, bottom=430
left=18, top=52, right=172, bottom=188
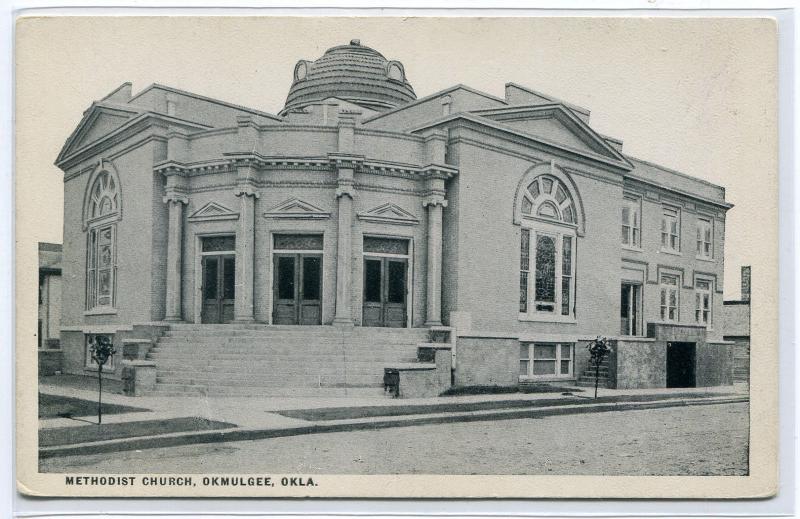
left=723, top=266, right=752, bottom=384
left=54, top=40, right=735, bottom=395
left=38, top=242, right=63, bottom=375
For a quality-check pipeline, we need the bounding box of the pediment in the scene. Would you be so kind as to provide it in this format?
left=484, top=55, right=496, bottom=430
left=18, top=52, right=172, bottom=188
left=187, top=201, right=239, bottom=222
left=58, top=103, right=142, bottom=162
left=358, top=203, right=419, bottom=226
left=263, top=197, right=331, bottom=219
left=474, top=105, right=631, bottom=167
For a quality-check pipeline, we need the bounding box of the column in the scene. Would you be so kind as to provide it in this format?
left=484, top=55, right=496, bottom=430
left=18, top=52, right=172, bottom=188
left=163, top=196, right=187, bottom=321
left=233, top=185, right=258, bottom=322
left=424, top=197, right=446, bottom=327
left=332, top=170, right=355, bottom=326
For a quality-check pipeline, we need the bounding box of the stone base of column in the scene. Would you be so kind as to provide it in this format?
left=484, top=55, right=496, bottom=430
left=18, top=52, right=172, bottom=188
left=163, top=317, right=184, bottom=323
left=232, top=317, right=256, bottom=324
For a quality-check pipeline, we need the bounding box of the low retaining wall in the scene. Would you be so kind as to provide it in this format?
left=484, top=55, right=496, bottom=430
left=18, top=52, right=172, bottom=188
left=59, top=323, right=169, bottom=381
left=454, top=335, right=518, bottom=388
left=38, top=349, right=63, bottom=376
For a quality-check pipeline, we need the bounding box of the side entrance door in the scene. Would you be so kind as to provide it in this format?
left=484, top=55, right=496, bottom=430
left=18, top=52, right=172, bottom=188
left=272, top=253, right=323, bottom=325
left=362, top=257, right=407, bottom=328
left=201, top=254, right=235, bottom=324
left=666, top=341, right=696, bottom=388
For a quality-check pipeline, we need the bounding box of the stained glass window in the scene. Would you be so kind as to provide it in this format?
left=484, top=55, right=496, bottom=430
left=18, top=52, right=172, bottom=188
left=88, top=171, right=120, bottom=221
left=86, top=224, right=115, bottom=310
left=518, top=173, right=578, bottom=319
left=535, top=234, right=556, bottom=311
left=561, top=237, right=572, bottom=316
left=520, top=229, right=530, bottom=313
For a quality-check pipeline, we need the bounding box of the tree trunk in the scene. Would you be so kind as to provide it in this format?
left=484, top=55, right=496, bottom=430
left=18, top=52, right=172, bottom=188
left=594, top=361, right=600, bottom=399
left=98, top=367, right=103, bottom=424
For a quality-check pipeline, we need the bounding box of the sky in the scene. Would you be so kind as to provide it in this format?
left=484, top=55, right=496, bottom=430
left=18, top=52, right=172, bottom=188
left=15, top=16, right=778, bottom=299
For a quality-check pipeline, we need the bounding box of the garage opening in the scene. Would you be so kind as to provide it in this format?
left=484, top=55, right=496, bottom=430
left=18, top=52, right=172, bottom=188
left=666, top=342, right=696, bottom=388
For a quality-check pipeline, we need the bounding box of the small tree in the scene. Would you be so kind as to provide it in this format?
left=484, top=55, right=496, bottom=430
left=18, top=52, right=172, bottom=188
left=90, top=335, right=116, bottom=424
left=586, top=336, right=612, bottom=399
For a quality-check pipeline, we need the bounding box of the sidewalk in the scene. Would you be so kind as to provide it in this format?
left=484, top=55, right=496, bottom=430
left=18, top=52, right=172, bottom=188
left=38, top=377, right=749, bottom=459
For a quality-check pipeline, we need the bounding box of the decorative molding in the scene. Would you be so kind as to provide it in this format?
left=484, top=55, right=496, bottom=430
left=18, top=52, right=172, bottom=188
left=263, top=197, right=331, bottom=219
left=358, top=203, right=420, bottom=226
left=187, top=201, right=239, bottom=222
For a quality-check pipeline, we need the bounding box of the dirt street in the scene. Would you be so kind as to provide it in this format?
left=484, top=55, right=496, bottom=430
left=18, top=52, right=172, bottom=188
left=41, top=402, right=749, bottom=476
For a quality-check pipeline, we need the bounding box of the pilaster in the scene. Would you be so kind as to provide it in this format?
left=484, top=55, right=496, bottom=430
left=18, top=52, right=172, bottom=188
left=233, top=164, right=259, bottom=323
left=162, top=171, right=188, bottom=322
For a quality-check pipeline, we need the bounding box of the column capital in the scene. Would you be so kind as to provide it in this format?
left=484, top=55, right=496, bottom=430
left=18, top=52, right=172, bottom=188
left=234, top=184, right=260, bottom=198
left=423, top=195, right=448, bottom=208
left=336, top=184, right=356, bottom=199
left=163, top=192, right=188, bottom=205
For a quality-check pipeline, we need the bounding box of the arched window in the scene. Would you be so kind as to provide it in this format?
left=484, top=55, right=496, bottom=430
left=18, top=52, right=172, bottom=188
left=84, top=167, right=121, bottom=311
left=87, top=171, right=120, bottom=222
left=517, top=171, right=579, bottom=322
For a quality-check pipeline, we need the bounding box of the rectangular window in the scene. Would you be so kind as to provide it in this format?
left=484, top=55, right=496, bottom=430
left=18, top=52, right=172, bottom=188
left=696, top=217, right=713, bottom=259
left=695, top=279, right=712, bottom=326
left=84, top=334, right=115, bottom=370
left=659, top=274, right=679, bottom=322
left=86, top=224, right=116, bottom=310
left=621, top=197, right=641, bottom=247
left=660, top=205, right=680, bottom=252
left=620, top=283, right=642, bottom=336
left=520, top=229, right=530, bottom=313
left=519, top=343, right=573, bottom=378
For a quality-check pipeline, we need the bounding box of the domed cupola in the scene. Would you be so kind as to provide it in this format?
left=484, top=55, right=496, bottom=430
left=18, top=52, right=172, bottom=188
left=281, top=39, right=416, bottom=115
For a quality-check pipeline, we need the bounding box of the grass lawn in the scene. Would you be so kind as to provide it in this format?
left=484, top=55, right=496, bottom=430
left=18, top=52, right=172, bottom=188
left=40, top=417, right=237, bottom=447
left=39, top=393, right=149, bottom=419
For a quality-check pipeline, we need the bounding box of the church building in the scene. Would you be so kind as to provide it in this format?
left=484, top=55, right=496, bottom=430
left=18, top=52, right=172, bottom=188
left=55, top=40, right=735, bottom=397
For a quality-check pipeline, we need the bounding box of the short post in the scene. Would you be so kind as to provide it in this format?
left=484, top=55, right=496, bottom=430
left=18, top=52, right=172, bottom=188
left=90, top=335, right=116, bottom=424
left=586, top=336, right=612, bottom=399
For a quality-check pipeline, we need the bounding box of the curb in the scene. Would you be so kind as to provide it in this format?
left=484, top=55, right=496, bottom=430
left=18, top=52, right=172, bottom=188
left=39, top=396, right=748, bottom=459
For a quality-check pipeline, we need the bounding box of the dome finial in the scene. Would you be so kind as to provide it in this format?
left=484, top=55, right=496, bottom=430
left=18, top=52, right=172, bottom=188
left=350, top=39, right=361, bottom=46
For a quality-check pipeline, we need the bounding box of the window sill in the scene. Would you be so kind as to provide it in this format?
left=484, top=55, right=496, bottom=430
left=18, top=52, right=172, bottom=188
left=622, top=245, right=643, bottom=253
left=695, top=256, right=715, bottom=263
left=518, top=314, right=577, bottom=324
left=658, top=248, right=682, bottom=257
left=84, top=308, right=118, bottom=316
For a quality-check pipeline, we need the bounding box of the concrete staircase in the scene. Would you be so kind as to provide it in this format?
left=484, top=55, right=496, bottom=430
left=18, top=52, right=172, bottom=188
left=145, top=324, right=427, bottom=397
left=575, top=357, right=611, bottom=388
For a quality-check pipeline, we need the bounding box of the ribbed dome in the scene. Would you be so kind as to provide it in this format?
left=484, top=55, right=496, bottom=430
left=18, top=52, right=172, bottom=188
left=281, top=40, right=416, bottom=115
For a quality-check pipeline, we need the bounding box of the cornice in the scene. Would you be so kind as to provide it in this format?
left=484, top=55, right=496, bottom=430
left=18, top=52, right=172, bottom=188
left=56, top=112, right=209, bottom=171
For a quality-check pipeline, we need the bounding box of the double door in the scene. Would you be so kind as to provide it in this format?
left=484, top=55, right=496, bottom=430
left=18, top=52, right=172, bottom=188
left=362, top=257, right=407, bottom=328
left=272, top=253, right=323, bottom=325
left=201, top=254, right=235, bottom=324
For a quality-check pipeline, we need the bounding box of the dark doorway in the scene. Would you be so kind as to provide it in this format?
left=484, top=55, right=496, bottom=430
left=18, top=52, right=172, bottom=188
left=272, top=253, right=323, bottom=325
left=666, top=342, right=696, bottom=388
left=362, top=257, right=408, bottom=328
left=201, top=254, right=235, bottom=324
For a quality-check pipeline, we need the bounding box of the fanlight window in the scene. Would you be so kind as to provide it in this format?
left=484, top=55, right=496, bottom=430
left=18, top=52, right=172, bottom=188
left=520, top=175, right=576, bottom=225
left=88, top=171, right=119, bottom=221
